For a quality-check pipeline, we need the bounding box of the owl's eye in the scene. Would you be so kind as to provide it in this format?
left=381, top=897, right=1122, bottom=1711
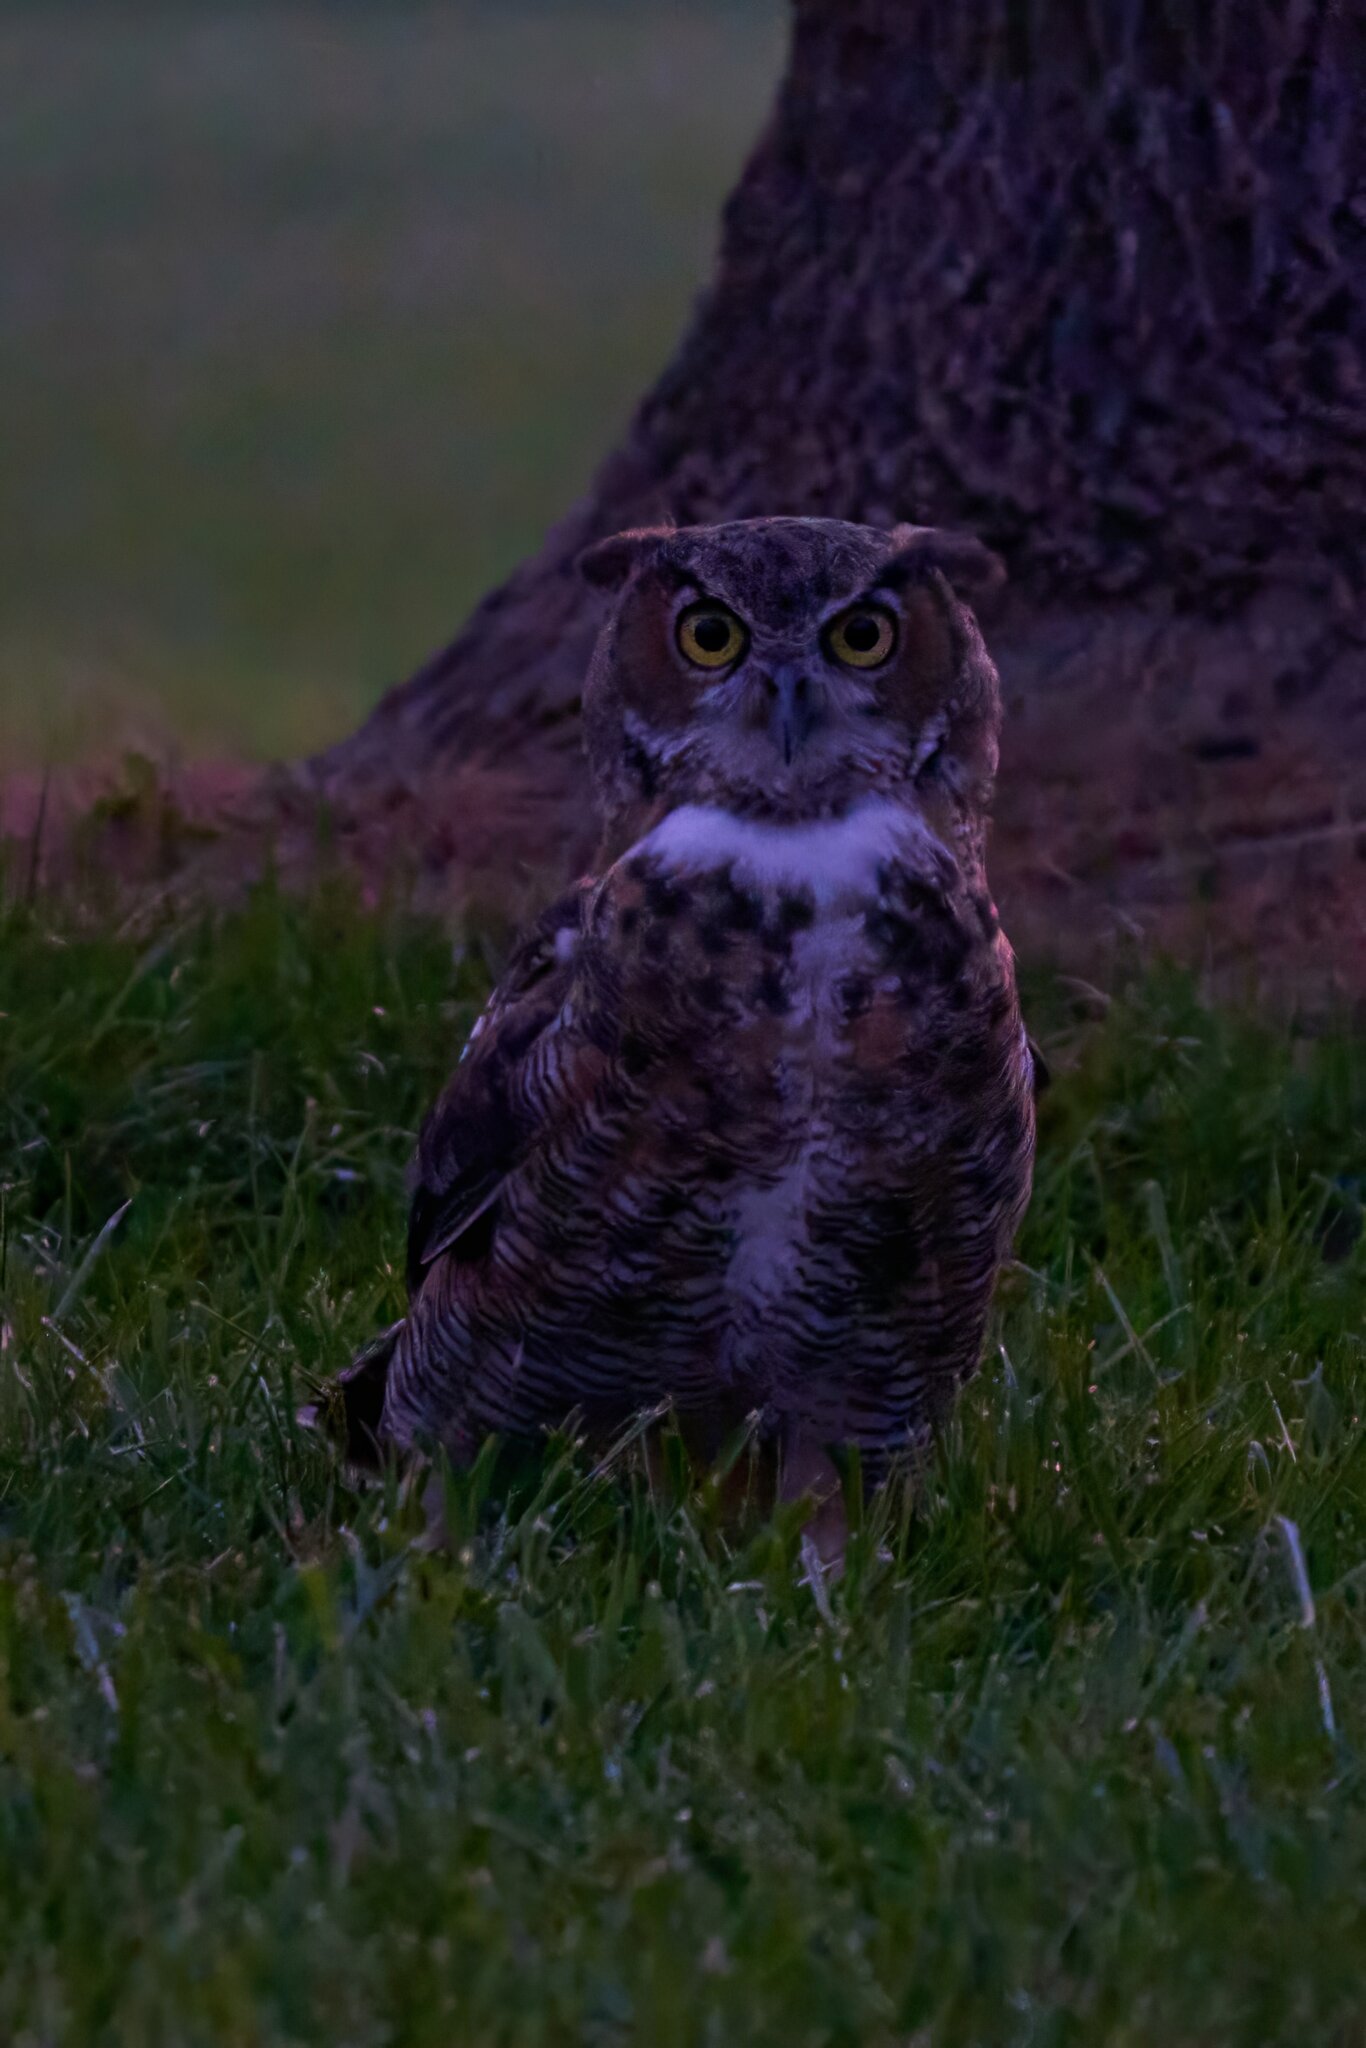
left=677, top=603, right=747, bottom=670
left=825, top=606, right=897, bottom=669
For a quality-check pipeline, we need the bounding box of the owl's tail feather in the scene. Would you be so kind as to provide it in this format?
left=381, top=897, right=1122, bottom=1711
left=298, top=1320, right=404, bottom=1473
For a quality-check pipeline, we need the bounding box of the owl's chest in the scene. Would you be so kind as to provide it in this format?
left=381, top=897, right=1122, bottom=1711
left=584, top=830, right=1017, bottom=1332
left=597, top=803, right=991, bottom=1128
left=728, top=904, right=883, bottom=1082
left=615, top=881, right=971, bottom=1096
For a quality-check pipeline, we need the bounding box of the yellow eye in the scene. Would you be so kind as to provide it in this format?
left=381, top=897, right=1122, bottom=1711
left=677, top=603, right=747, bottom=670
left=826, top=606, right=897, bottom=669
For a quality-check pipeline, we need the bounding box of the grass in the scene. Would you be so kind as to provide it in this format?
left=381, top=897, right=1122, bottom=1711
left=0, top=0, right=782, bottom=766
left=0, top=881, right=1363, bottom=2044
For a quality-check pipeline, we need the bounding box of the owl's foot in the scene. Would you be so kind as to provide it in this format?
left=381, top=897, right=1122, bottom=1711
left=781, top=1433, right=849, bottom=1580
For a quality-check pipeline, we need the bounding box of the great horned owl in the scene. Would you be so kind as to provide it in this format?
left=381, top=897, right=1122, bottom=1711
left=329, top=516, right=1037, bottom=1522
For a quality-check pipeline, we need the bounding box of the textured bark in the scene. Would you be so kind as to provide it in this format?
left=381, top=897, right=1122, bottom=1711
left=296, top=0, right=1366, bottom=992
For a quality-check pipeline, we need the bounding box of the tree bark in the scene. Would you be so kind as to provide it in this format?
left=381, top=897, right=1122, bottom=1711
left=297, top=0, right=1366, bottom=992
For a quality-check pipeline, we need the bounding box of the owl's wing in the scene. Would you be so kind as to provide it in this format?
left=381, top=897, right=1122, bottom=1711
left=310, top=883, right=597, bottom=1469
left=405, top=880, right=594, bottom=1291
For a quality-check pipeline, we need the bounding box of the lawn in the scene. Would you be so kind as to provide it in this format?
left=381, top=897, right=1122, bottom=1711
left=1, top=881, right=1363, bottom=2045
left=0, top=1, right=781, bottom=767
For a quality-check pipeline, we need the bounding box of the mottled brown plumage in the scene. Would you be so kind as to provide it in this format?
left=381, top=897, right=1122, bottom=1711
left=329, top=517, right=1036, bottom=1501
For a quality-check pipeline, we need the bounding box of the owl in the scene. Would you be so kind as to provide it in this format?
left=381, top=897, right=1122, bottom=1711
left=326, top=517, right=1038, bottom=1535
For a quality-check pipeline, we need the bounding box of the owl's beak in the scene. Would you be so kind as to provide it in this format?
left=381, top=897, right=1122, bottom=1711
left=765, top=663, right=816, bottom=766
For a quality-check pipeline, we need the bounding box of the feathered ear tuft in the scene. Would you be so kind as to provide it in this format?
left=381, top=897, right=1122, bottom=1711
left=881, top=525, right=1005, bottom=599
left=577, top=526, right=674, bottom=593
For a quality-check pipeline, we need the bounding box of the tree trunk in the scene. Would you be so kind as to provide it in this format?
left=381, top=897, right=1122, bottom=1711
left=300, top=0, right=1366, bottom=991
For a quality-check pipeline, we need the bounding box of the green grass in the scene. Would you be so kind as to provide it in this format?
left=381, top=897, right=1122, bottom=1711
left=1, top=883, right=1363, bottom=2044
left=0, top=1, right=782, bottom=767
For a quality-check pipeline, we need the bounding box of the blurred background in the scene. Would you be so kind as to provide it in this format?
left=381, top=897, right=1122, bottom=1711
left=1, top=1, right=783, bottom=768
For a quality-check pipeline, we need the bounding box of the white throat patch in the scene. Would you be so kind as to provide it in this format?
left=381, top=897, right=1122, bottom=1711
left=635, top=798, right=944, bottom=903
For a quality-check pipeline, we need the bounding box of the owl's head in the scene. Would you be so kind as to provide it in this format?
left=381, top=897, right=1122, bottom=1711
left=579, top=516, right=1003, bottom=845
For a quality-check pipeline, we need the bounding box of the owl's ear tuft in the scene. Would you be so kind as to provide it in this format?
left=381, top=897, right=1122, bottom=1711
left=577, top=526, right=674, bottom=593
left=881, top=525, right=1005, bottom=600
